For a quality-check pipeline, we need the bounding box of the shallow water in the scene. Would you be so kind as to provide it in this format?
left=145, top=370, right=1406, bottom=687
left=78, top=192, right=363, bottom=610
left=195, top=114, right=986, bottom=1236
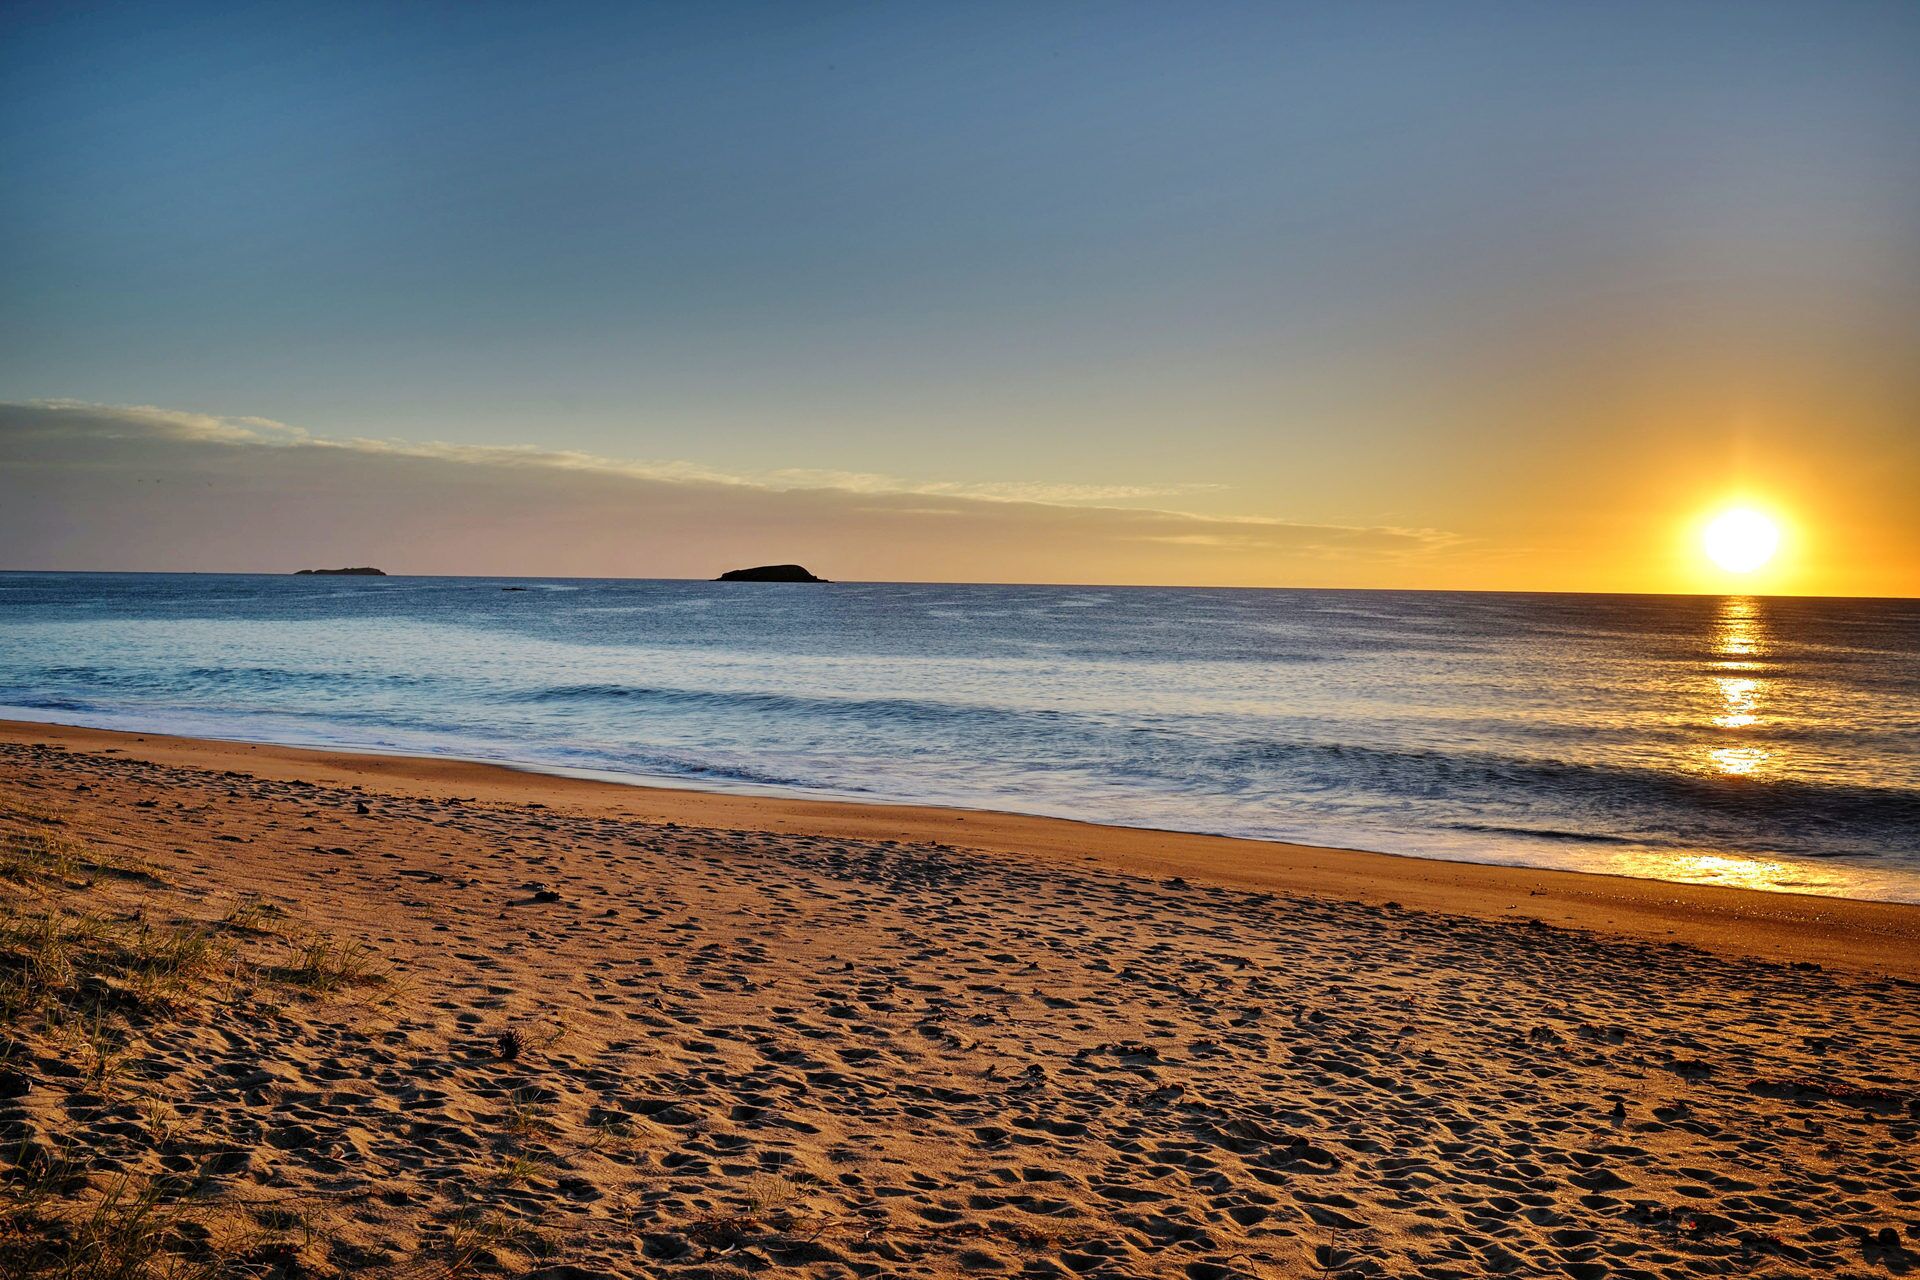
left=3, top=573, right=1916, bottom=901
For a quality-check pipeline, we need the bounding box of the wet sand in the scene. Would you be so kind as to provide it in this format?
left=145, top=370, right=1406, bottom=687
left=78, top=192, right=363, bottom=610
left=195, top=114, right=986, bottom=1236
left=2, top=720, right=1917, bottom=1277
left=6, top=720, right=1917, bottom=979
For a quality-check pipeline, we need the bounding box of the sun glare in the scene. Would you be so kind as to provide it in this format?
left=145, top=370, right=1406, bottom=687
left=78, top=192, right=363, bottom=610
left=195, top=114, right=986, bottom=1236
left=1702, top=508, right=1781, bottom=574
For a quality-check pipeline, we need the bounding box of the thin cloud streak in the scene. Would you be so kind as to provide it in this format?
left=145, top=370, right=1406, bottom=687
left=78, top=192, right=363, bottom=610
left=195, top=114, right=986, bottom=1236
left=23, top=401, right=1223, bottom=506
left=1, top=400, right=1463, bottom=584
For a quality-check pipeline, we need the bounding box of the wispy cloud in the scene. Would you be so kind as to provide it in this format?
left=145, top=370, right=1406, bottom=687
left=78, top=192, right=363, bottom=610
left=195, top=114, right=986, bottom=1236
left=758, top=468, right=1223, bottom=505
left=27, top=399, right=315, bottom=446
left=1, top=399, right=1463, bottom=583
left=14, top=401, right=1220, bottom=505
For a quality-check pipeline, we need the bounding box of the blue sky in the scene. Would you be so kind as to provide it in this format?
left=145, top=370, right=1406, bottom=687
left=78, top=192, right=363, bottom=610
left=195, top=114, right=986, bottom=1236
left=3, top=2, right=1916, bottom=589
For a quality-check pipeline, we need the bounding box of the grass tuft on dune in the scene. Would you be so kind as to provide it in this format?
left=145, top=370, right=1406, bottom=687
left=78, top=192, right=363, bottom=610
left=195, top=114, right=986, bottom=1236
left=0, top=794, right=400, bottom=1279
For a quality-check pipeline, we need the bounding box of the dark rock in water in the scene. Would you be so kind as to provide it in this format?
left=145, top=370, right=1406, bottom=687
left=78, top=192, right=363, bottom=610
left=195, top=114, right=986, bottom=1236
left=716, top=564, right=828, bottom=582
left=294, top=567, right=386, bottom=576
left=501, top=585, right=529, bottom=591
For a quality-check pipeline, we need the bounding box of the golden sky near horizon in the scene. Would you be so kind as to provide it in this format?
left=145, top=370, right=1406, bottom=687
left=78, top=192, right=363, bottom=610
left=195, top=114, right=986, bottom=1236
left=1, top=398, right=1914, bottom=597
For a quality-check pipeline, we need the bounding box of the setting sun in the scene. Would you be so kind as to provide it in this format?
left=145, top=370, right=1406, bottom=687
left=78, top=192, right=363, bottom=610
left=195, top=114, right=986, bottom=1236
left=1702, top=508, right=1782, bottom=574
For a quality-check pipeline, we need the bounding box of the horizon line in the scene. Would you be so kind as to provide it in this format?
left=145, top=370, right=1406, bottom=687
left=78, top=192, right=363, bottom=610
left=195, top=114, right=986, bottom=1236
left=2, top=567, right=1912, bottom=603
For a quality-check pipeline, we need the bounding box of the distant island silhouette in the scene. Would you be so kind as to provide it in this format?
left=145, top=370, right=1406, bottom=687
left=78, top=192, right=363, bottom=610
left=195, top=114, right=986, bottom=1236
left=294, top=567, right=387, bottom=576
left=715, top=564, right=828, bottom=582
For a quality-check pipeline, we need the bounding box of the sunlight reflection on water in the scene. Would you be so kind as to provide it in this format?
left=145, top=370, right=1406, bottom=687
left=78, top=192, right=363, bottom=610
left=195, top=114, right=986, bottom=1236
left=1712, top=678, right=1759, bottom=729
left=1615, top=850, right=1833, bottom=894
left=1708, top=745, right=1770, bottom=777
left=1705, top=599, right=1770, bottom=776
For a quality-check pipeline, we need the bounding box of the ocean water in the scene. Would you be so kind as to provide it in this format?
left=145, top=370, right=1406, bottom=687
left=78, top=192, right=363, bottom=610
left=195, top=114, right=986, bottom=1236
left=1, top=572, right=1917, bottom=902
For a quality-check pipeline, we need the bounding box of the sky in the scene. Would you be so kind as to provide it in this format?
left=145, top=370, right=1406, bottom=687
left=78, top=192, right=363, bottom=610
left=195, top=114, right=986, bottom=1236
left=3, top=1, right=1916, bottom=593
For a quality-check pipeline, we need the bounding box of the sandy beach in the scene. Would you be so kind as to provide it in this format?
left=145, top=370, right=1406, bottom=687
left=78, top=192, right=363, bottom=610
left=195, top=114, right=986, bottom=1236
left=3, top=719, right=1917, bottom=1278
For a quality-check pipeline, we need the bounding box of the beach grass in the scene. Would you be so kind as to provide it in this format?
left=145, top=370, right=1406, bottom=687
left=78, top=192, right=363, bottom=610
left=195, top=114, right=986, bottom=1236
left=0, top=791, right=403, bottom=1279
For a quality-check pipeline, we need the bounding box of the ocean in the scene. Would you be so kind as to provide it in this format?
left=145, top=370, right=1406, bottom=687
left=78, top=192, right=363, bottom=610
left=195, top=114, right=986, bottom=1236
left=2, top=572, right=1916, bottom=901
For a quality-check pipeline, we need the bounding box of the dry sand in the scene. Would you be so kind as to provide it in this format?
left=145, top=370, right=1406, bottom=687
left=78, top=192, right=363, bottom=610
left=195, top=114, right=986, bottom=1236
left=2, top=720, right=1917, bottom=1278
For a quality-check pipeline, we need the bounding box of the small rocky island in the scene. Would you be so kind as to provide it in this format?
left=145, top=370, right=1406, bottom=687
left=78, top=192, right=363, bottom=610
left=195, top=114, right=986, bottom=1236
left=715, top=564, right=828, bottom=583
left=294, top=567, right=387, bottom=576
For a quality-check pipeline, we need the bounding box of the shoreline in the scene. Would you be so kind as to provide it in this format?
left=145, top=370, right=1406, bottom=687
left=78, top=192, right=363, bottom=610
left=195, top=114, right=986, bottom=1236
left=5, top=705, right=1915, bottom=899
left=12, top=706, right=1915, bottom=906
left=6, top=716, right=1917, bottom=979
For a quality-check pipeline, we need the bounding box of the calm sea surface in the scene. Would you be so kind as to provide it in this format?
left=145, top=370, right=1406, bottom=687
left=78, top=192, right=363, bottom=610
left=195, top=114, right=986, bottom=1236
left=2, top=573, right=1916, bottom=901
